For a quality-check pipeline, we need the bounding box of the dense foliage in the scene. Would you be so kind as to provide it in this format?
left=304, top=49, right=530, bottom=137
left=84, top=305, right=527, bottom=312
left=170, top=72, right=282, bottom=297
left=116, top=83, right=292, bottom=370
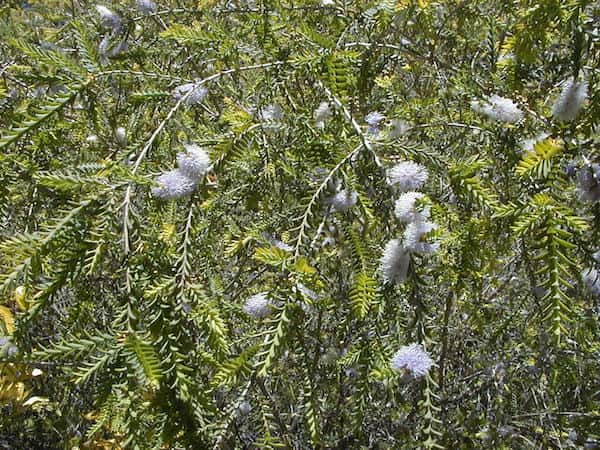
left=1, top=0, right=599, bottom=448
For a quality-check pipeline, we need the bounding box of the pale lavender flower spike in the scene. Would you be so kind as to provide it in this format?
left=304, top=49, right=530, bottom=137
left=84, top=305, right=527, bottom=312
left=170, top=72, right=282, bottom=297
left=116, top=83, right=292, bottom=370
left=315, top=101, right=332, bottom=129
left=403, top=219, right=439, bottom=255
left=95, top=5, right=121, bottom=31
left=151, top=170, right=196, bottom=200
left=365, top=111, right=385, bottom=134
left=582, top=268, right=600, bottom=297
left=329, top=189, right=358, bottom=212
left=259, top=104, right=284, bottom=122
left=172, top=82, right=208, bottom=106
left=576, top=163, right=600, bottom=202
left=552, top=77, right=588, bottom=122
left=470, top=94, right=523, bottom=123
left=243, top=292, right=272, bottom=319
left=388, top=161, right=429, bottom=192
left=379, top=239, right=411, bottom=284
left=391, top=343, right=433, bottom=378
left=394, top=191, right=426, bottom=223
left=176, top=144, right=211, bottom=181
left=136, top=0, right=158, bottom=14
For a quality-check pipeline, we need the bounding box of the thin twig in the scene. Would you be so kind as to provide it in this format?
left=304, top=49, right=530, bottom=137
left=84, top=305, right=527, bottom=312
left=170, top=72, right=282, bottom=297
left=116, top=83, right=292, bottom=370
left=293, top=144, right=363, bottom=259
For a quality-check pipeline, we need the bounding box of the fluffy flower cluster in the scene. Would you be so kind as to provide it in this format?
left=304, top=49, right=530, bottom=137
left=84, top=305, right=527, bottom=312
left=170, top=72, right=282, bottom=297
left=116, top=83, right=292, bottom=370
left=98, top=35, right=128, bottom=62
left=391, top=343, right=433, bottom=378
left=379, top=239, right=410, bottom=284
left=388, top=161, right=429, bottom=192
left=176, top=143, right=211, bottom=179
left=151, top=170, right=196, bottom=200
left=394, top=191, right=425, bottom=223
left=172, top=83, right=208, bottom=106
left=403, top=219, right=439, bottom=255
left=297, top=282, right=319, bottom=301
left=329, top=189, right=358, bottom=213
left=136, top=0, right=157, bottom=14
left=576, top=163, right=600, bottom=203
left=243, top=292, right=272, bottom=319
left=96, top=5, right=121, bottom=31
left=470, top=94, right=523, bottom=123
left=115, top=127, right=127, bottom=146
left=380, top=159, right=438, bottom=284
left=315, top=102, right=333, bottom=129
left=258, top=104, right=284, bottom=132
left=259, top=104, right=284, bottom=122
left=151, top=144, right=211, bottom=200
left=582, top=268, right=600, bottom=297
left=262, top=232, right=293, bottom=252
left=365, top=111, right=385, bottom=134
left=552, top=77, right=588, bottom=122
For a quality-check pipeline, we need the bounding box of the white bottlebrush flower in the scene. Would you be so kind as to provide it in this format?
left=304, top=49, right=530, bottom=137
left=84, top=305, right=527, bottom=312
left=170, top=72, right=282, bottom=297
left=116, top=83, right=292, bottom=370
left=95, top=5, right=121, bottom=30
left=237, top=401, right=252, bottom=416
left=315, top=101, right=332, bottom=128
left=136, top=0, right=157, bottom=14
left=297, top=282, right=319, bottom=301
left=365, top=111, right=385, bottom=134
left=243, top=292, right=272, bottom=319
left=403, top=219, right=438, bottom=254
left=98, top=34, right=111, bottom=56
left=497, top=52, right=515, bottom=66
left=273, top=240, right=293, bottom=252
left=151, top=170, right=196, bottom=200
left=593, top=250, right=600, bottom=263
left=321, top=0, right=335, bottom=5
left=322, top=236, right=335, bottom=247
left=172, top=82, right=208, bottom=106
left=576, top=163, right=600, bottom=202
left=388, top=161, right=429, bottom=192
left=394, top=192, right=427, bottom=223
left=86, top=134, right=99, bottom=144
left=388, top=119, right=410, bottom=139
left=329, top=189, right=358, bottom=212
left=582, top=268, right=600, bottom=297
left=520, top=132, right=550, bottom=153
left=259, top=104, right=284, bottom=122
left=470, top=94, right=524, bottom=123
left=261, top=233, right=293, bottom=252
left=391, top=343, right=433, bottom=378
left=115, top=127, right=127, bottom=146
left=176, top=143, right=211, bottom=181
left=379, top=239, right=410, bottom=284
left=552, top=77, right=588, bottom=122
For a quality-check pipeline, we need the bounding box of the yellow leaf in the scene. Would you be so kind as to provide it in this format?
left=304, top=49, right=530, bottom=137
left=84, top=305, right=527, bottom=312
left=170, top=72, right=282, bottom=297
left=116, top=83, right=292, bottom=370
left=291, top=257, right=317, bottom=275
left=254, top=246, right=290, bottom=266
left=396, top=0, right=431, bottom=10
left=14, top=286, right=28, bottom=311
left=0, top=306, right=15, bottom=335
left=22, top=396, right=49, bottom=407
left=197, top=0, right=218, bottom=8
left=374, top=75, right=395, bottom=88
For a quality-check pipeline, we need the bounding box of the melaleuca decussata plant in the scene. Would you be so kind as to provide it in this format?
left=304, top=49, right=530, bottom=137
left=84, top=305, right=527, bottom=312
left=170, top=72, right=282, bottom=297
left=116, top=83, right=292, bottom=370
left=0, top=1, right=599, bottom=449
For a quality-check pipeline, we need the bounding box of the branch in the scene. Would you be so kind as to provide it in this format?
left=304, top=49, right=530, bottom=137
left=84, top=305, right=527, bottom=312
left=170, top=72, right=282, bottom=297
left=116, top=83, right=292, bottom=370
left=293, top=144, right=363, bottom=259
